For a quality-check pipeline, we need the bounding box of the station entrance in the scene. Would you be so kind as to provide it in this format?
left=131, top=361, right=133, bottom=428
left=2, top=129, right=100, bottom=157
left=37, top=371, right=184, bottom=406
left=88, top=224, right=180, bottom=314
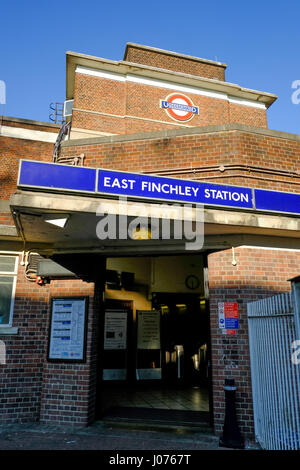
left=96, top=254, right=212, bottom=426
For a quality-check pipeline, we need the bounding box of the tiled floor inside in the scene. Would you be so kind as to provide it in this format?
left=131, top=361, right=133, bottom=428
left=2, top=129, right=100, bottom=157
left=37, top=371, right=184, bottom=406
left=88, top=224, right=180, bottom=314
left=102, top=384, right=209, bottom=412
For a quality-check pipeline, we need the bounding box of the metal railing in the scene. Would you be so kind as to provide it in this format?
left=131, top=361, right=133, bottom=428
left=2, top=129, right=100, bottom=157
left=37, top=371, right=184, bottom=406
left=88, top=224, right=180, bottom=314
left=247, top=293, right=300, bottom=449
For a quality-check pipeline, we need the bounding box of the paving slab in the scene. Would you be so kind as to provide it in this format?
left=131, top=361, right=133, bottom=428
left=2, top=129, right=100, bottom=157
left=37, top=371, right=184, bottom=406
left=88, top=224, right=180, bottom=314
left=0, top=422, right=258, bottom=451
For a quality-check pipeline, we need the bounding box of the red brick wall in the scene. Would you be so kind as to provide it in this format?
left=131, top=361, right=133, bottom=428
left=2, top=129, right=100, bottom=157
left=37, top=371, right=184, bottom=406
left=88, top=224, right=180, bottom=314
left=0, top=255, right=103, bottom=425
left=0, top=260, right=50, bottom=424
left=72, top=73, right=268, bottom=135
left=126, top=82, right=229, bottom=126
left=73, top=73, right=126, bottom=116
left=61, top=129, right=300, bottom=194
left=0, top=212, right=14, bottom=225
left=229, top=103, right=267, bottom=128
left=0, top=136, right=54, bottom=200
left=208, top=247, right=300, bottom=437
left=124, top=45, right=226, bottom=81
left=39, top=279, right=97, bottom=426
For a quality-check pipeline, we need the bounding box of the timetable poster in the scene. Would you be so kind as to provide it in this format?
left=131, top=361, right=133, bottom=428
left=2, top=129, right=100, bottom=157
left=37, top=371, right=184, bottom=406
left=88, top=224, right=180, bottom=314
left=48, top=297, right=87, bottom=361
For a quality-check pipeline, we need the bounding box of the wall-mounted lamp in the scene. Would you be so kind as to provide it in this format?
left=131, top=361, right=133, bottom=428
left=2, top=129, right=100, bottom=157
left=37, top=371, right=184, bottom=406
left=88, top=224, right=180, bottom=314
left=130, top=224, right=152, bottom=240
left=43, top=215, right=69, bottom=228
left=232, top=247, right=237, bottom=266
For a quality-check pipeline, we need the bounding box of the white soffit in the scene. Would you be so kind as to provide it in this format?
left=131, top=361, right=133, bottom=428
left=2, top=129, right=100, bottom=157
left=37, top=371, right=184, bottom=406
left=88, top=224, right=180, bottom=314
left=0, top=126, right=58, bottom=143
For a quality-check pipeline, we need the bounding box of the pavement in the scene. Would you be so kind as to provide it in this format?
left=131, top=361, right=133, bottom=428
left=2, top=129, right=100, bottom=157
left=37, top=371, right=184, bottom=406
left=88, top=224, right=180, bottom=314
left=0, top=421, right=259, bottom=451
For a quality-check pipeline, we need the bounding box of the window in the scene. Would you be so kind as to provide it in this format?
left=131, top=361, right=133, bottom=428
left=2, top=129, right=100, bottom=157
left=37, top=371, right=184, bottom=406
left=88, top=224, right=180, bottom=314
left=0, top=255, right=18, bottom=327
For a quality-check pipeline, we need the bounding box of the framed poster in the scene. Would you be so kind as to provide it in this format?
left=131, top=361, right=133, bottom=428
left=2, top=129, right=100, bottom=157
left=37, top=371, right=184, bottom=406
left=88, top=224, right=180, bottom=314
left=137, top=310, right=161, bottom=350
left=48, top=297, right=88, bottom=362
left=103, top=310, right=128, bottom=380
left=104, top=310, right=127, bottom=350
left=136, top=310, right=162, bottom=380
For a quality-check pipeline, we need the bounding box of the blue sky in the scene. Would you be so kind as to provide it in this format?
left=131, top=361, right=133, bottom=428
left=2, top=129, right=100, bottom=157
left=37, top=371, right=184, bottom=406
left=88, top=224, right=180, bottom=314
left=1, top=0, right=300, bottom=134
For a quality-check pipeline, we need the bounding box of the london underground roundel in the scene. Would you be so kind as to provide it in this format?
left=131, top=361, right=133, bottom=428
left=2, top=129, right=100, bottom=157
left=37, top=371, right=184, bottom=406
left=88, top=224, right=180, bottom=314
left=160, top=93, right=199, bottom=122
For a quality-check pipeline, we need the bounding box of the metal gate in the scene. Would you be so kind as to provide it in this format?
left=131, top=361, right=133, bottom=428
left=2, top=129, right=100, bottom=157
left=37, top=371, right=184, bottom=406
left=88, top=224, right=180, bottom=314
left=247, top=292, right=300, bottom=450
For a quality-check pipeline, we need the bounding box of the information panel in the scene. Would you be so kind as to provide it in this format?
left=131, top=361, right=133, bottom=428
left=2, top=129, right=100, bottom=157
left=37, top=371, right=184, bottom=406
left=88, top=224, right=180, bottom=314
left=136, top=310, right=162, bottom=380
left=103, top=310, right=128, bottom=381
left=48, top=297, right=88, bottom=362
left=104, top=310, right=127, bottom=350
left=218, top=302, right=239, bottom=335
left=137, top=311, right=161, bottom=350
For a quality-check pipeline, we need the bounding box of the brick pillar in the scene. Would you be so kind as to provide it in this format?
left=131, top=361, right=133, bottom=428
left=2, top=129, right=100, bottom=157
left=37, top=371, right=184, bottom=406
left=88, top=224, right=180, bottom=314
left=208, top=247, right=300, bottom=439
left=39, top=278, right=99, bottom=426
left=0, top=259, right=50, bottom=424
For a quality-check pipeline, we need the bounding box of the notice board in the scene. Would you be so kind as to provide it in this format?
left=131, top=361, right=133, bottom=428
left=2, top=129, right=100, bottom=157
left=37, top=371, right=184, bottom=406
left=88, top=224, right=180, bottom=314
left=137, top=310, right=161, bottom=350
left=103, top=310, right=128, bottom=380
left=136, top=310, right=162, bottom=380
left=48, top=297, right=88, bottom=362
left=104, top=310, right=127, bottom=350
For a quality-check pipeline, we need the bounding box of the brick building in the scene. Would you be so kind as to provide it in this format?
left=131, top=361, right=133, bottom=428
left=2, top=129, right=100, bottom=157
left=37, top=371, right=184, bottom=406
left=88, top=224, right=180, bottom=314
left=1, top=43, right=300, bottom=441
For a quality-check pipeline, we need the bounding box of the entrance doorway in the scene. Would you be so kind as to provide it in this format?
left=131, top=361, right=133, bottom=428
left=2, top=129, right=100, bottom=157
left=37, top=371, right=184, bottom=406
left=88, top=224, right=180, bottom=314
left=152, top=292, right=209, bottom=387
left=96, top=255, right=212, bottom=426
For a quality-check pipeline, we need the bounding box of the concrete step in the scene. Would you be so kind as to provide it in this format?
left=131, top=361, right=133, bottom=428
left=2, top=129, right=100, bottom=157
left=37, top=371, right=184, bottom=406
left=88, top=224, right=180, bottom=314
left=100, top=406, right=213, bottom=435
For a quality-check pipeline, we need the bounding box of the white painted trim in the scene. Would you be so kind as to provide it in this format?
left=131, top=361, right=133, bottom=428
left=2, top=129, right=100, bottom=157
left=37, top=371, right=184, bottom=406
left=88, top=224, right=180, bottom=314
left=0, top=126, right=58, bottom=143
left=0, top=327, right=18, bottom=335
left=228, top=96, right=265, bottom=109
left=239, top=245, right=300, bottom=252
left=76, top=65, right=126, bottom=82
left=75, top=65, right=267, bottom=110
left=73, top=107, right=193, bottom=128
left=127, top=72, right=227, bottom=99
left=70, top=126, right=115, bottom=136
left=0, top=254, right=19, bottom=328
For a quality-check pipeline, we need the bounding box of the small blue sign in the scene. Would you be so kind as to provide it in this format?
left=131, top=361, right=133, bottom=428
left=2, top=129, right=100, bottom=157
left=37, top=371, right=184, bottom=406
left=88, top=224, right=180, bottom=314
left=225, top=318, right=239, bottom=329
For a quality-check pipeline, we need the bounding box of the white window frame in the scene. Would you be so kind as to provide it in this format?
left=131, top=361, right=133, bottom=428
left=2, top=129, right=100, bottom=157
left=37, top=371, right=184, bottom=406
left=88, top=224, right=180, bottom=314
left=0, top=253, right=18, bottom=328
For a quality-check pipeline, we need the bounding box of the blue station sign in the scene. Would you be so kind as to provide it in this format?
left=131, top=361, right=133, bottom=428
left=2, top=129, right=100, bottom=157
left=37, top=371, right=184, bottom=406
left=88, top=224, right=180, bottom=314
left=97, top=169, right=253, bottom=208
left=17, top=160, right=300, bottom=216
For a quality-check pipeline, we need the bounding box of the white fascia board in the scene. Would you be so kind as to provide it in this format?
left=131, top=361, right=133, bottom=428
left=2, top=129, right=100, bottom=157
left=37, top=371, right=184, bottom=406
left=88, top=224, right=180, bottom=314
left=75, top=65, right=266, bottom=110
left=0, top=126, right=58, bottom=143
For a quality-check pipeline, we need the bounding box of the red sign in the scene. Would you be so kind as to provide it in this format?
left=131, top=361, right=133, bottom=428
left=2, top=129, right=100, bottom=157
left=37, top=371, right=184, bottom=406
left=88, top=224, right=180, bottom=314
left=224, top=302, right=238, bottom=318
